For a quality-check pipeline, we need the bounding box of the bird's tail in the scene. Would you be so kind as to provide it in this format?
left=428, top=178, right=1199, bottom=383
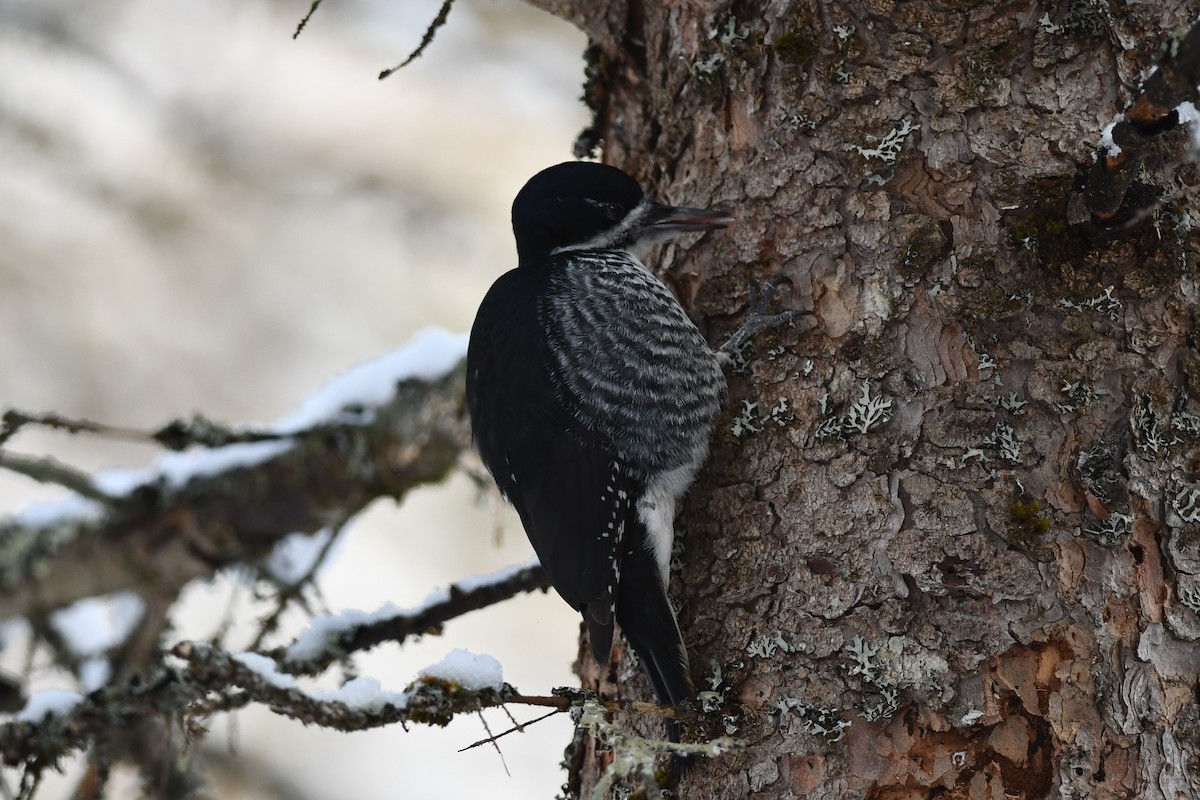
left=615, top=542, right=693, bottom=738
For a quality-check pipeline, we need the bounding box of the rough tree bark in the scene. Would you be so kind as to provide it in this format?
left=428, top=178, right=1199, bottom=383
left=528, top=1, right=1200, bottom=798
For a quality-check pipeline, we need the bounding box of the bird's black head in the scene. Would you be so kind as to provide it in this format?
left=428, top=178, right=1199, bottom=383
left=511, top=162, right=732, bottom=265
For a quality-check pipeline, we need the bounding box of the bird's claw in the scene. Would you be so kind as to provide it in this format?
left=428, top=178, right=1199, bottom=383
left=718, top=278, right=810, bottom=355
left=745, top=276, right=793, bottom=317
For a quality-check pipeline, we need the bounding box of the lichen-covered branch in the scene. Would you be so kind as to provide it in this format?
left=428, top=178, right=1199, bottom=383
left=0, top=637, right=687, bottom=776
left=0, top=364, right=470, bottom=624
left=0, top=336, right=582, bottom=795
left=0, top=641, right=505, bottom=768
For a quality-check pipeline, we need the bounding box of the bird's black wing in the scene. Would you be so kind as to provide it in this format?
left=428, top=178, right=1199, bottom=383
left=466, top=267, right=629, bottom=661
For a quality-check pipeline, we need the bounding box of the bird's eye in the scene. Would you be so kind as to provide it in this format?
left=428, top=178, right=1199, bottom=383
left=582, top=198, right=625, bottom=221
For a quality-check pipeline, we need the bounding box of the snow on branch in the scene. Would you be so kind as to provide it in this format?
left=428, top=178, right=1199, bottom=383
left=0, top=641, right=511, bottom=768
left=279, top=558, right=549, bottom=675
left=1, top=634, right=684, bottom=774
left=0, top=329, right=471, bottom=623
left=0, top=329, right=589, bottom=795
left=0, top=550, right=686, bottom=794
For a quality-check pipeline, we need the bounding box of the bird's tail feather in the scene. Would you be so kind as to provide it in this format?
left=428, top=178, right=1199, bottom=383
left=616, top=542, right=693, bottom=740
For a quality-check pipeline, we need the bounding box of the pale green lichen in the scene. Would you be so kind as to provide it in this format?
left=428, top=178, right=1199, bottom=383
left=578, top=698, right=741, bottom=799
left=844, top=382, right=893, bottom=435
left=998, top=393, right=1029, bottom=414
left=747, top=633, right=801, bottom=660
left=844, top=636, right=901, bottom=722
left=731, top=400, right=765, bottom=438
left=873, top=636, right=950, bottom=693
left=1168, top=481, right=1200, bottom=525
left=1083, top=511, right=1131, bottom=546
left=815, top=381, right=893, bottom=440
left=989, top=420, right=1021, bottom=463
left=848, top=119, right=917, bottom=165
left=1, top=511, right=100, bottom=591
left=770, top=697, right=851, bottom=740
left=1058, top=285, right=1122, bottom=321
left=1132, top=396, right=1166, bottom=455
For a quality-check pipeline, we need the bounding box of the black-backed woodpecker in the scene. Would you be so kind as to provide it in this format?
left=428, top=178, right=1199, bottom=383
left=466, top=161, right=732, bottom=717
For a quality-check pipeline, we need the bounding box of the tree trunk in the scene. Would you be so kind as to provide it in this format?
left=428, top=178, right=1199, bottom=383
left=530, top=1, right=1200, bottom=797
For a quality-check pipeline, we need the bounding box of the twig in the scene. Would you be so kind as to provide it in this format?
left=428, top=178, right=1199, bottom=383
left=277, top=561, right=551, bottom=675
left=293, top=0, right=323, bottom=39
left=0, top=409, right=140, bottom=446
left=248, top=519, right=349, bottom=653
left=0, top=407, right=289, bottom=451
left=0, top=451, right=112, bottom=504
left=458, top=708, right=561, bottom=752
left=475, top=711, right=510, bottom=776
left=378, top=0, right=456, bottom=79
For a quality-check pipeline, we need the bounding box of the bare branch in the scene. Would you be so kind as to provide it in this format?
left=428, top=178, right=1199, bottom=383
left=0, top=451, right=112, bottom=504
left=0, top=409, right=141, bottom=447
left=458, top=708, right=561, bottom=752
left=0, top=408, right=284, bottom=451
left=378, top=0, right=457, bottom=80
left=292, top=0, right=323, bottom=39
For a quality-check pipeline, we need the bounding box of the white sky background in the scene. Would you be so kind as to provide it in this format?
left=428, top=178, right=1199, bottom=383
left=0, top=0, right=588, bottom=797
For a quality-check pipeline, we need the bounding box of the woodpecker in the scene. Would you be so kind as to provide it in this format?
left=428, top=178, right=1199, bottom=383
left=466, top=162, right=731, bottom=714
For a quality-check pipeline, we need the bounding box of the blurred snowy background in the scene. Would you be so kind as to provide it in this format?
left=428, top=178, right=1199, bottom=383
left=0, top=0, right=588, bottom=796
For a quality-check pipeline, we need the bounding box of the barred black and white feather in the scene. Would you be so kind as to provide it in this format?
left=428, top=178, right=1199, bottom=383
left=467, top=162, right=730, bottom=715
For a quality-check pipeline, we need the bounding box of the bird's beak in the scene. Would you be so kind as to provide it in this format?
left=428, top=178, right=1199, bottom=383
left=647, top=204, right=734, bottom=232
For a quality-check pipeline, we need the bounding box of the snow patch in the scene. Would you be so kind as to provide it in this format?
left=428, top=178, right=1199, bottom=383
left=15, top=494, right=105, bottom=527
left=272, top=327, right=468, bottom=434
left=311, top=676, right=408, bottom=710
left=79, top=657, right=112, bottom=692
left=50, top=591, right=146, bottom=659
left=156, top=441, right=293, bottom=488
left=285, top=602, right=406, bottom=663
left=419, top=648, right=503, bottom=692
left=232, top=653, right=408, bottom=710
left=234, top=651, right=297, bottom=689
left=264, top=527, right=336, bottom=584
left=1177, top=101, right=1200, bottom=151
left=285, top=558, right=538, bottom=663
left=453, top=556, right=540, bottom=592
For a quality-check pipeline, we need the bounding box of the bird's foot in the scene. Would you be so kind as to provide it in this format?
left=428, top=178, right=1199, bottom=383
left=717, top=277, right=810, bottom=357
